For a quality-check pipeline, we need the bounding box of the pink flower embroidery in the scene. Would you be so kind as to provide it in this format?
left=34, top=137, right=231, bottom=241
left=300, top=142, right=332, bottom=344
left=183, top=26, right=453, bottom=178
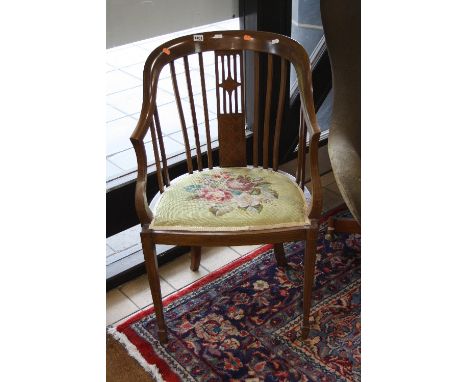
left=226, top=176, right=254, bottom=192
left=198, top=187, right=233, bottom=203
left=184, top=170, right=279, bottom=216
left=212, top=172, right=232, bottom=179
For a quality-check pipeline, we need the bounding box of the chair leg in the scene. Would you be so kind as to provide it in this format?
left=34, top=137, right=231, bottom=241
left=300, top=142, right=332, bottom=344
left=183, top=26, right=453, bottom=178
left=190, top=246, right=202, bottom=271
left=301, top=228, right=318, bottom=339
left=141, top=235, right=168, bottom=344
left=273, top=243, right=287, bottom=267
left=325, top=216, right=360, bottom=241
left=325, top=216, right=336, bottom=241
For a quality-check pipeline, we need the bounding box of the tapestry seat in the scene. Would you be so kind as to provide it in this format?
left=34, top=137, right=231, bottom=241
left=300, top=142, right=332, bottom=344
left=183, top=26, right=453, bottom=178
left=149, top=167, right=311, bottom=232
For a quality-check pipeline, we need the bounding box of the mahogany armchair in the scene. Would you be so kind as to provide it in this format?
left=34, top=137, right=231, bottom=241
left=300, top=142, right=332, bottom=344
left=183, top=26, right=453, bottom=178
left=130, top=30, right=322, bottom=344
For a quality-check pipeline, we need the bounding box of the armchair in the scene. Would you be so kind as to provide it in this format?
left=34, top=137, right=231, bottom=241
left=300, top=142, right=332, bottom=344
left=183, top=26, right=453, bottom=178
left=130, top=30, right=323, bottom=343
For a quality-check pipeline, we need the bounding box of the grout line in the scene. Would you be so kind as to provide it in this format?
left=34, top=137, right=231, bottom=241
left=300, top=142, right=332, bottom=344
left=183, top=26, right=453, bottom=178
left=229, top=246, right=243, bottom=256
left=117, top=67, right=144, bottom=81
left=106, top=143, right=139, bottom=159
left=107, top=158, right=125, bottom=171
left=106, top=110, right=139, bottom=122
left=159, top=275, right=178, bottom=292
left=199, top=264, right=211, bottom=274
left=106, top=105, right=127, bottom=123
left=109, top=305, right=140, bottom=326
left=118, top=288, right=141, bottom=309
left=106, top=242, right=117, bottom=252
left=324, top=183, right=342, bottom=196
left=106, top=83, right=142, bottom=97
left=139, top=302, right=153, bottom=312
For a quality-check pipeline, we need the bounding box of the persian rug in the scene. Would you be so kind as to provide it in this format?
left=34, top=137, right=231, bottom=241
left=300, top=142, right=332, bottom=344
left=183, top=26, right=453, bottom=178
left=108, top=207, right=361, bottom=382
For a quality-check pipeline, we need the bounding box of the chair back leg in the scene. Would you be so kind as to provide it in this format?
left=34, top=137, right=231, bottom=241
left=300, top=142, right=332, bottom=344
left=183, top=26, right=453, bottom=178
left=273, top=243, right=287, bottom=267
left=190, top=246, right=202, bottom=271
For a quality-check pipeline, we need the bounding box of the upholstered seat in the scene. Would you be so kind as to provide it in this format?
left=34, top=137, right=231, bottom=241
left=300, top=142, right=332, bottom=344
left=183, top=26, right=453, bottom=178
left=149, top=167, right=311, bottom=232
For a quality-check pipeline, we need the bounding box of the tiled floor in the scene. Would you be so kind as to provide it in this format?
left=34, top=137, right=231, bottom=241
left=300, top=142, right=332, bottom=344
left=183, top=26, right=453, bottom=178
left=106, top=18, right=239, bottom=181
left=290, top=0, right=324, bottom=89
left=106, top=167, right=344, bottom=326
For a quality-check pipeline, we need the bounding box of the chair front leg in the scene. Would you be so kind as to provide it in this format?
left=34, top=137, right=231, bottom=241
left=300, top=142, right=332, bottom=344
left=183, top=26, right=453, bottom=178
left=190, top=246, right=202, bottom=271
left=301, top=228, right=318, bottom=339
left=141, top=234, right=168, bottom=343
left=273, top=243, right=287, bottom=267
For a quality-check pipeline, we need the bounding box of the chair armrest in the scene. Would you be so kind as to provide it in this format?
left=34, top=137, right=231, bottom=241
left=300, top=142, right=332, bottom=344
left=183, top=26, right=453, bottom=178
left=129, top=58, right=161, bottom=225
left=296, top=62, right=323, bottom=219
left=130, top=136, right=154, bottom=225
left=305, top=132, right=323, bottom=219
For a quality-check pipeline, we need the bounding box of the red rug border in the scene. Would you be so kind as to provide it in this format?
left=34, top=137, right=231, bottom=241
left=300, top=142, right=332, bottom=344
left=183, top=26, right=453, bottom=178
left=113, top=204, right=348, bottom=382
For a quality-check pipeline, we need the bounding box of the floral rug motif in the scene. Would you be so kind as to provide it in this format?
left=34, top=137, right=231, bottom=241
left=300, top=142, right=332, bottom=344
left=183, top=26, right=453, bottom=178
left=111, top=208, right=361, bottom=382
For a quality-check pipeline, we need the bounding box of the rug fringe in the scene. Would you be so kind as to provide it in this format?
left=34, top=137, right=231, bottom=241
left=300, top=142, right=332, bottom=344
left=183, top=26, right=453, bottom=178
left=107, top=326, right=165, bottom=382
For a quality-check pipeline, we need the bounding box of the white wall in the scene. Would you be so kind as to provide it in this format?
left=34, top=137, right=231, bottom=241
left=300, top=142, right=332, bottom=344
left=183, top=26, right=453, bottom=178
left=107, top=0, right=239, bottom=48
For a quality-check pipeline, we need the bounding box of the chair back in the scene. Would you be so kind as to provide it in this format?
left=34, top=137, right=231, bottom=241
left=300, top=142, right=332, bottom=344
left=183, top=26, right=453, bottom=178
left=131, top=30, right=322, bottom=223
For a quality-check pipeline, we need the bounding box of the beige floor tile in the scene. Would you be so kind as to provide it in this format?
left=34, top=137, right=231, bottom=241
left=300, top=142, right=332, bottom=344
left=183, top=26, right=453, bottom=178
left=158, top=254, right=209, bottom=290
left=106, top=288, right=139, bottom=325
left=321, top=187, right=345, bottom=212
left=106, top=224, right=141, bottom=253
left=119, top=274, right=176, bottom=309
left=199, top=246, right=240, bottom=272
left=231, top=245, right=264, bottom=256
left=321, top=171, right=337, bottom=187
left=325, top=181, right=341, bottom=195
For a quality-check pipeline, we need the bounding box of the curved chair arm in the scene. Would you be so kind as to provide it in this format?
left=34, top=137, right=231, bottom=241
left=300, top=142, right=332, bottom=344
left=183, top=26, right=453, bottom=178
left=295, top=61, right=323, bottom=220
left=130, top=135, right=154, bottom=225
left=129, top=60, right=160, bottom=225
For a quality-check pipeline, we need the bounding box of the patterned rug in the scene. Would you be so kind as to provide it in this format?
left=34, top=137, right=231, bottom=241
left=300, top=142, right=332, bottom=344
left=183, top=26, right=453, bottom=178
left=108, top=208, right=361, bottom=382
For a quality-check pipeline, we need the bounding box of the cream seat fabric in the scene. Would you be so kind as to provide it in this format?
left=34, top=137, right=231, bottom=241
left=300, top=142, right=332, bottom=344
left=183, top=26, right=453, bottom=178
left=149, top=167, right=311, bottom=232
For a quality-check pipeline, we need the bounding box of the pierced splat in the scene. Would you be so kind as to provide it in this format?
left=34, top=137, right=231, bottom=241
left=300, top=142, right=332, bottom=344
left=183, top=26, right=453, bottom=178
left=220, top=76, right=241, bottom=94
left=214, top=50, right=246, bottom=167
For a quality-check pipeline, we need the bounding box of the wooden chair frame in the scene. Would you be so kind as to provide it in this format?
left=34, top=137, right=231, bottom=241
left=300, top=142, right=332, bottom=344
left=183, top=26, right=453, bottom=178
left=130, top=30, right=322, bottom=343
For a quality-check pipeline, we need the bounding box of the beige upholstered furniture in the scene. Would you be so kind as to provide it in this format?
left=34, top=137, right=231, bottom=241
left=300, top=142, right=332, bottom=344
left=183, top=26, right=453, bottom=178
left=321, top=0, right=361, bottom=237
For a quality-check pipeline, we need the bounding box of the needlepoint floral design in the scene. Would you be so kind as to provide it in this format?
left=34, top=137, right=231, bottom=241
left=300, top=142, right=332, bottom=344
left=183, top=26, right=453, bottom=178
left=150, top=167, right=310, bottom=231
left=185, top=171, right=279, bottom=216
